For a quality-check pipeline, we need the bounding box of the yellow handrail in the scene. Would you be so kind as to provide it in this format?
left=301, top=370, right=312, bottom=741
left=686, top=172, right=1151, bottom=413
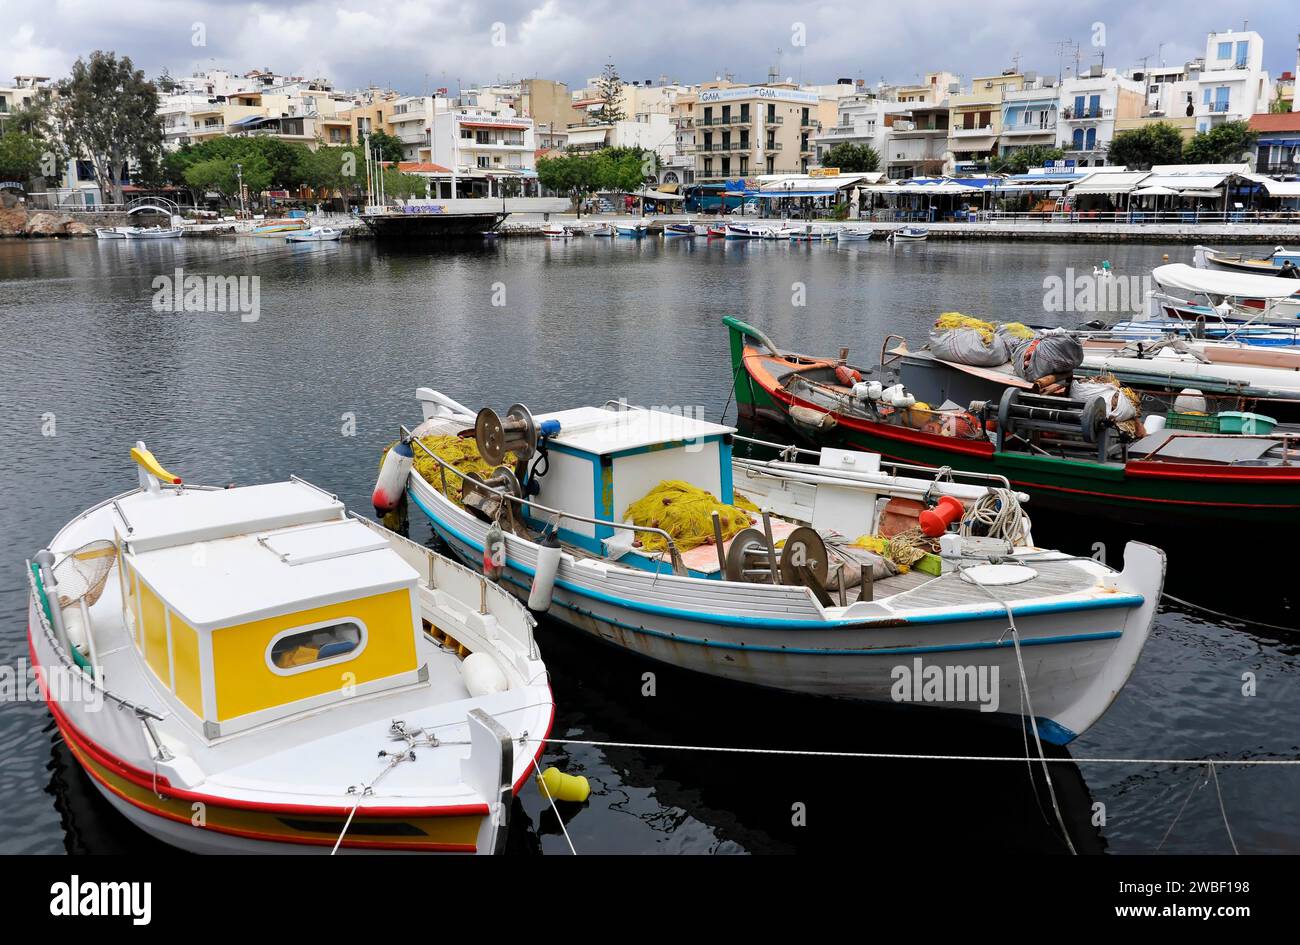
left=130, top=445, right=182, bottom=485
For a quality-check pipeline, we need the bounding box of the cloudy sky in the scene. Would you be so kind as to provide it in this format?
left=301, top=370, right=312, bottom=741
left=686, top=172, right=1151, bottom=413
left=3, top=0, right=1297, bottom=94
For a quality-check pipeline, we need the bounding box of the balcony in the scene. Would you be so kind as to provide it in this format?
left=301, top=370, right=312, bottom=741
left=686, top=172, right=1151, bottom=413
left=700, top=114, right=752, bottom=127
left=1200, top=101, right=1233, bottom=115
left=952, top=124, right=995, bottom=137
left=1260, top=161, right=1299, bottom=177
left=1001, top=124, right=1057, bottom=136
left=1060, top=108, right=1112, bottom=121
left=764, top=115, right=783, bottom=124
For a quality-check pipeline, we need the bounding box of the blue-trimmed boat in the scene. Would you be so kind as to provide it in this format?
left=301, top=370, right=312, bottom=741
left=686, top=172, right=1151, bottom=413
left=380, top=388, right=1164, bottom=744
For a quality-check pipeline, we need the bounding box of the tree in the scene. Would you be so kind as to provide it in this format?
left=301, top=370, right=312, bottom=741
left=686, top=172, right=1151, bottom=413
left=593, top=63, right=625, bottom=125
left=1106, top=122, right=1185, bottom=170
left=365, top=130, right=404, bottom=164
left=381, top=168, right=427, bottom=199
left=55, top=51, right=162, bottom=204
left=1183, top=120, right=1258, bottom=165
left=819, top=142, right=880, bottom=173
left=184, top=154, right=270, bottom=206
left=0, top=131, right=46, bottom=182
left=989, top=144, right=1064, bottom=175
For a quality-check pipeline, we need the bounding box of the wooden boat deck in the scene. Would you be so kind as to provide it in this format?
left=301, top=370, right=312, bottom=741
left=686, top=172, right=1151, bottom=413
left=887, top=559, right=1097, bottom=610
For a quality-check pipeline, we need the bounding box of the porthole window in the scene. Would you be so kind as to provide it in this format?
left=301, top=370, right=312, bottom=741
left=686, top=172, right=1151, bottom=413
left=267, top=620, right=366, bottom=675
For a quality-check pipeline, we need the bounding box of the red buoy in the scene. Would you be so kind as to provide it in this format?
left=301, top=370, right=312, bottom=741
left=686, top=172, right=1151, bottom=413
left=919, top=495, right=964, bottom=537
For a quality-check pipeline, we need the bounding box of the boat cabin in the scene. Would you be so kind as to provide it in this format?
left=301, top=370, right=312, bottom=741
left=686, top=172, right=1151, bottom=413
left=114, top=482, right=423, bottom=737
left=522, top=406, right=736, bottom=559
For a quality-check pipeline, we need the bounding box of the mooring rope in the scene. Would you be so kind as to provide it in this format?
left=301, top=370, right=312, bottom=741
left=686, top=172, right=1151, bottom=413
left=531, top=754, right=578, bottom=855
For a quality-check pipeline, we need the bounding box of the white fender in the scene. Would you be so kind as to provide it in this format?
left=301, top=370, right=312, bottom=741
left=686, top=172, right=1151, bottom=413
left=528, top=533, right=562, bottom=611
left=460, top=652, right=510, bottom=697
left=372, top=442, right=413, bottom=512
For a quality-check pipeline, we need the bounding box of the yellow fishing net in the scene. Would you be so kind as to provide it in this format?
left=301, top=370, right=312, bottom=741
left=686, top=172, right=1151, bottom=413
left=999, top=321, right=1036, bottom=340
left=409, top=435, right=516, bottom=505
left=625, top=480, right=756, bottom=552
left=935, top=312, right=994, bottom=342
left=851, top=528, right=935, bottom=573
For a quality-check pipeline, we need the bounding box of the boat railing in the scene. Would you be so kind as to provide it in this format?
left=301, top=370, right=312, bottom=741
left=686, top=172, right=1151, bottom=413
left=25, top=560, right=166, bottom=724
left=401, top=427, right=689, bottom=576
left=731, top=432, right=1018, bottom=491
left=348, top=510, right=540, bottom=662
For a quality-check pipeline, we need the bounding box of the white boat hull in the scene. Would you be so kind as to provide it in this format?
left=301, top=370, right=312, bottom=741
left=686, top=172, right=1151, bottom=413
left=409, top=473, right=1162, bottom=744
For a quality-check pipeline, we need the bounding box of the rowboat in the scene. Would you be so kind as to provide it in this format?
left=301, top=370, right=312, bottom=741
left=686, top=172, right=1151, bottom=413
left=725, top=316, right=1300, bottom=526
left=614, top=222, right=648, bottom=237
left=285, top=226, right=342, bottom=242
left=589, top=223, right=616, bottom=237
left=123, top=226, right=183, bottom=240
left=29, top=443, right=551, bottom=854
left=706, top=224, right=727, bottom=238
left=380, top=388, right=1164, bottom=744
left=836, top=227, right=873, bottom=242
left=541, top=223, right=575, bottom=239
left=725, top=222, right=766, bottom=239
left=252, top=219, right=309, bottom=235
left=663, top=222, right=696, bottom=237
left=1194, top=244, right=1300, bottom=276
left=95, top=227, right=129, bottom=240
left=788, top=224, right=835, bottom=242
left=889, top=226, right=929, bottom=242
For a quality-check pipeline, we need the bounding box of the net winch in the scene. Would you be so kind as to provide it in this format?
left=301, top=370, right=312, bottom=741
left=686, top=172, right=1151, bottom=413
left=988, top=388, right=1111, bottom=461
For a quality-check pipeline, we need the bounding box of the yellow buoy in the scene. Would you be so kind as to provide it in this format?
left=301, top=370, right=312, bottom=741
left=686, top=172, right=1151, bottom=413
left=537, top=766, right=591, bottom=803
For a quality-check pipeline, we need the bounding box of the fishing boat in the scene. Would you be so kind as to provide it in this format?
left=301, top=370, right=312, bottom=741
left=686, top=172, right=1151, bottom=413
left=836, top=227, right=873, bottom=242
left=788, top=224, right=835, bottom=242
left=724, top=316, right=1300, bottom=526
left=706, top=223, right=727, bottom=239
left=252, top=219, right=309, bottom=235
left=29, top=442, right=552, bottom=854
left=284, top=226, right=342, bottom=242
left=614, top=222, right=648, bottom=238
left=890, top=226, right=929, bottom=242
left=540, top=223, right=575, bottom=239
left=663, top=222, right=696, bottom=238
left=725, top=222, right=766, bottom=239
left=123, top=226, right=183, bottom=240
left=1194, top=244, right=1300, bottom=276
left=589, top=223, right=616, bottom=237
left=378, top=388, right=1163, bottom=745
left=95, top=227, right=130, bottom=240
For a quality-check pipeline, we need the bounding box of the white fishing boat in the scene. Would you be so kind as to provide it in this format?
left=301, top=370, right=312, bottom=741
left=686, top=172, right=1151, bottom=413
left=725, top=222, right=766, bottom=239
left=588, top=223, right=616, bottom=237
left=540, top=223, right=575, bottom=239
left=380, top=389, right=1165, bottom=745
left=836, top=227, right=873, bottom=242
left=29, top=443, right=552, bottom=854
left=890, top=226, right=929, bottom=242
left=1150, top=263, right=1300, bottom=323
left=788, top=224, right=835, bottom=242
left=614, top=222, right=648, bottom=237
left=95, top=226, right=130, bottom=240
left=285, top=226, right=342, bottom=242
left=123, top=226, right=183, bottom=240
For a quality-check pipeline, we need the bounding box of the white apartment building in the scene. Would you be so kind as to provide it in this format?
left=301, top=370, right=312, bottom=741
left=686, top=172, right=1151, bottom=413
left=1193, top=30, right=1271, bottom=131
left=428, top=104, right=537, bottom=180
left=812, top=94, right=909, bottom=167
left=999, top=77, right=1060, bottom=156
left=1055, top=68, right=1146, bottom=167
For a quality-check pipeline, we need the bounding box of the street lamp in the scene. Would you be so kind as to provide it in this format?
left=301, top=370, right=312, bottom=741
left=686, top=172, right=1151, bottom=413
left=234, top=162, right=245, bottom=217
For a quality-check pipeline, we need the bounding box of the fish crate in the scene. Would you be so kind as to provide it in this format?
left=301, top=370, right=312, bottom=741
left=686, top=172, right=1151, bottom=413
left=1164, top=410, right=1219, bottom=433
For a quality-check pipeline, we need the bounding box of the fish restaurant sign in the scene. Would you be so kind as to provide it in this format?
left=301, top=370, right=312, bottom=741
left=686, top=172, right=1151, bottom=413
left=698, top=86, right=819, bottom=105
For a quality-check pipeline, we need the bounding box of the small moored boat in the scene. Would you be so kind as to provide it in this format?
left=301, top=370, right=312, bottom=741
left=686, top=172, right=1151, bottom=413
left=29, top=443, right=551, bottom=854
left=95, top=227, right=130, bottom=240
left=614, top=222, right=648, bottom=238
left=124, top=226, right=183, bottom=240
left=663, top=222, right=696, bottom=238
left=889, top=226, right=929, bottom=242
left=541, top=223, right=575, bottom=239
left=1194, top=244, right=1300, bottom=276
left=836, top=227, right=873, bottom=242
left=285, top=226, right=342, bottom=242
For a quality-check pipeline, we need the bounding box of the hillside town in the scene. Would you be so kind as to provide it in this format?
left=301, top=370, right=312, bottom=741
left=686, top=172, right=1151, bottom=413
left=2, top=26, right=1300, bottom=228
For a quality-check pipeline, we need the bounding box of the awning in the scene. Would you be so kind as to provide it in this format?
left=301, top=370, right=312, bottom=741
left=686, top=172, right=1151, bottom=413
left=1140, top=173, right=1230, bottom=191
left=459, top=121, right=527, bottom=131
left=564, top=128, right=607, bottom=146
left=1238, top=173, right=1300, bottom=197
left=1178, top=188, right=1222, bottom=198
left=636, top=189, right=684, bottom=201
left=754, top=190, right=839, bottom=198
left=1132, top=185, right=1179, bottom=196
left=1069, top=172, right=1150, bottom=194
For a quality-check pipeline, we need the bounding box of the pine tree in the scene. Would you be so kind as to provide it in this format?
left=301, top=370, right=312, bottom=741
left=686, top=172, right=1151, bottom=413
left=594, top=63, right=626, bottom=125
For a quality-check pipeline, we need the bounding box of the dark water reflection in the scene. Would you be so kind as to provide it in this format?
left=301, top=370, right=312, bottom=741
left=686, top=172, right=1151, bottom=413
left=1, top=235, right=1295, bottom=854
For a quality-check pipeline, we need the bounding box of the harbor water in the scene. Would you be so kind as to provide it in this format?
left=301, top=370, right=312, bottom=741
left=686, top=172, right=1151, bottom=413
left=1, top=234, right=1296, bottom=854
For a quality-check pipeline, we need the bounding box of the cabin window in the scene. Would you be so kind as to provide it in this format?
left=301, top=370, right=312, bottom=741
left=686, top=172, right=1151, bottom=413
left=267, top=619, right=366, bottom=675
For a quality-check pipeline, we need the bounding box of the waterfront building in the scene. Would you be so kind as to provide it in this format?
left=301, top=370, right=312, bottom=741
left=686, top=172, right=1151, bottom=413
left=690, top=81, right=829, bottom=183
left=998, top=75, right=1060, bottom=160
left=1192, top=30, right=1272, bottom=131
left=1249, top=112, right=1300, bottom=180
left=946, top=71, right=1024, bottom=172
left=428, top=103, right=538, bottom=196
left=885, top=103, right=951, bottom=179
left=812, top=92, right=910, bottom=169
left=1055, top=67, right=1145, bottom=167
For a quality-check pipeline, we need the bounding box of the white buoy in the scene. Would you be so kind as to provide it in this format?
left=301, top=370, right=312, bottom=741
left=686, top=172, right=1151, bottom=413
left=528, top=531, right=562, bottom=611
left=1173, top=389, right=1207, bottom=414
left=372, top=441, right=413, bottom=512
